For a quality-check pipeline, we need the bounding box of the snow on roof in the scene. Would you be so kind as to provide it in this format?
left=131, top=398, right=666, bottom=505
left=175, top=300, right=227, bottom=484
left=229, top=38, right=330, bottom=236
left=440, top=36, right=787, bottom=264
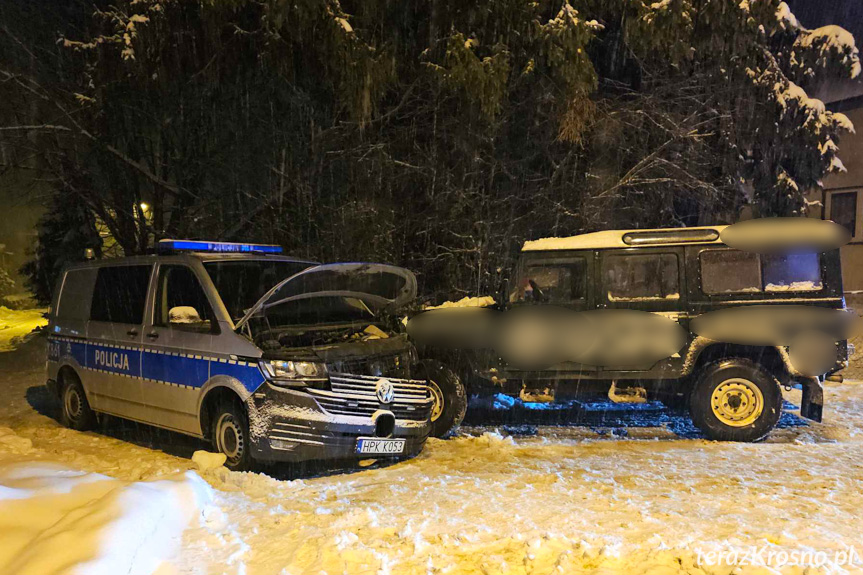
left=522, top=226, right=728, bottom=252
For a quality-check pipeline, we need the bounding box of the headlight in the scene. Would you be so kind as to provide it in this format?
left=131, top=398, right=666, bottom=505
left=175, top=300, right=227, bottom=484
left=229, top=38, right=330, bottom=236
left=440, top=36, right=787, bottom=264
left=260, top=360, right=329, bottom=388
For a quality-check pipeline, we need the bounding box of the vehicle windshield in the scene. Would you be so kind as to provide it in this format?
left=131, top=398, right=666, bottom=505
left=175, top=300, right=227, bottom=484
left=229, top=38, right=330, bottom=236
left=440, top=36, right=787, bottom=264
left=204, top=260, right=314, bottom=321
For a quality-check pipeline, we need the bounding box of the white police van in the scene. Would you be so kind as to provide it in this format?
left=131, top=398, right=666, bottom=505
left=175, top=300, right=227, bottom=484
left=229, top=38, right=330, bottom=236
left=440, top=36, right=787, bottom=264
left=46, top=240, right=433, bottom=470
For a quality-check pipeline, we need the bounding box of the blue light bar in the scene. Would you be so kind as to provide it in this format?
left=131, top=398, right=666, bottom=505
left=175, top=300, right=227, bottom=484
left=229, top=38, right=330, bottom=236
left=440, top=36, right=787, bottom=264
left=157, top=239, right=283, bottom=254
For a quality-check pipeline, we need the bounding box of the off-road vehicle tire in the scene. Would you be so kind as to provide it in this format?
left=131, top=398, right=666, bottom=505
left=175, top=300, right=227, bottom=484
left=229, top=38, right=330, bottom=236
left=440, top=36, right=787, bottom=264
left=689, top=358, right=783, bottom=442
left=60, top=372, right=96, bottom=431
left=212, top=400, right=254, bottom=471
left=416, top=361, right=467, bottom=438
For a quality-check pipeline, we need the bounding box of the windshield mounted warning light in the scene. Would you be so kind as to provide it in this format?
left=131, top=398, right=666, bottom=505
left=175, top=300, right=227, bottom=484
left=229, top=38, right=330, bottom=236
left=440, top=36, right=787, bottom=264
left=157, top=239, right=283, bottom=254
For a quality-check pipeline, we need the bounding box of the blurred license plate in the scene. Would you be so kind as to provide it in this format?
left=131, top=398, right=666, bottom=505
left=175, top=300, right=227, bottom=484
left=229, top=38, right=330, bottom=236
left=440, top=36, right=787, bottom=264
left=356, top=437, right=405, bottom=455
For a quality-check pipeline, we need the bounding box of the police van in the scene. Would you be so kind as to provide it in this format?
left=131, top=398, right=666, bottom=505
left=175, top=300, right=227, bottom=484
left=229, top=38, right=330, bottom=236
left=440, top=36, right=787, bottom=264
left=46, top=240, right=433, bottom=470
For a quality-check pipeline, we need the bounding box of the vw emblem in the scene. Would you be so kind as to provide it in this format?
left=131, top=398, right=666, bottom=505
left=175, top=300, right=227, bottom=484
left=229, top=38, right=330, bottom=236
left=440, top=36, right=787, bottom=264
left=375, top=378, right=395, bottom=403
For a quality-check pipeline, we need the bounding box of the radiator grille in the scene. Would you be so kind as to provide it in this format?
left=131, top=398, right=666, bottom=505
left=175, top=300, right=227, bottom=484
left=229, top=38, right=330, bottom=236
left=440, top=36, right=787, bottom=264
left=307, top=373, right=432, bottom=421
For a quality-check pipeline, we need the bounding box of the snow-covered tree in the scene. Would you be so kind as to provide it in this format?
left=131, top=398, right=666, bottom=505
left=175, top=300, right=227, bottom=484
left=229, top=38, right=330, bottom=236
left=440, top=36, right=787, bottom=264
left=1, top=0, right=859, bottom=299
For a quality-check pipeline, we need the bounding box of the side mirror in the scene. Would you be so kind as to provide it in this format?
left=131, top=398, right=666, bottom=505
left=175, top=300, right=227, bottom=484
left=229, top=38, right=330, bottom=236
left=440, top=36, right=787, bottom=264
left=169, top=306, right=203, bottom=325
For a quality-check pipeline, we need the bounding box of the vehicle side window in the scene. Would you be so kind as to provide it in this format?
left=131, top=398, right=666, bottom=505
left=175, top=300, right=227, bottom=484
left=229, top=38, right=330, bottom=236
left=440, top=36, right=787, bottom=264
left=155, top=265, right=215, bottom=330
left=700, top=250, right=761, bottom=294
left=90, top=265, right=152, bottom=324
left=603, top=253, right=679, bottom=301
left=56, top=269, right=97, bottom=320
left=763, top=253, right=822, bottom=292
left=510, top=259, right=585, bottom=303
left=699, top=250, right=822, bottom=294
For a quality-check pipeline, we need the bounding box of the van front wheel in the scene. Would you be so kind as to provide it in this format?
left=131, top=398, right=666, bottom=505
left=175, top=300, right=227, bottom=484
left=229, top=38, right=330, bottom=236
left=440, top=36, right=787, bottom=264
left=689, top=359, right=783, bottom=442
left=60, top=373, right=96, bottom=431
left=212, top=402, right=254, bottom=471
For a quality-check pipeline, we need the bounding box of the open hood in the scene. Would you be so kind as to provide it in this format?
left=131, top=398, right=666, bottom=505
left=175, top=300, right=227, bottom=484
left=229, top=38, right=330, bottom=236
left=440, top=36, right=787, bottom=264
left=235, top=262, right=417, bottom=331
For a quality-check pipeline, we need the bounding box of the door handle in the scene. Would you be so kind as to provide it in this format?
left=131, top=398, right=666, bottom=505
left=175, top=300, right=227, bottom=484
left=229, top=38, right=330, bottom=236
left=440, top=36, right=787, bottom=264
left=146, top=332, right=159, bottom=340
left=126, top=329, right=139, bottom=337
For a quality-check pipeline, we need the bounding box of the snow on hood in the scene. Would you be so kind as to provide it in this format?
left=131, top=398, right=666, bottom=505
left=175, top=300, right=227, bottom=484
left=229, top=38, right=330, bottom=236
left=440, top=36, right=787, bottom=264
left=425, top=295, right=497, bottom=310
left=236, top=262, right=417, bottom=330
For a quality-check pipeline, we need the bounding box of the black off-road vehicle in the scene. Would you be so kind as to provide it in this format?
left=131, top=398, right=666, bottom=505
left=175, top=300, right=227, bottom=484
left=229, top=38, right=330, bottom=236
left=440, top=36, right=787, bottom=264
left=417, top=226, right=852, bottom=441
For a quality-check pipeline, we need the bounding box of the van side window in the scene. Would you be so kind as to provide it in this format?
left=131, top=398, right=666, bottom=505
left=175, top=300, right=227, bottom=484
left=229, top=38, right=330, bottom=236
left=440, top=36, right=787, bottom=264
left=700, top=250, right=822, bottom=294
left=56, top=269, right=97, bottom=320
left=155, top=265, right=215, bottom=328
left=90, top=266, right=152, bottom=324
left=603, top=253, right=679, bottom=301
left=700, top=250, right=761, bottom=294
left=510, top=259, right=585, bottom=303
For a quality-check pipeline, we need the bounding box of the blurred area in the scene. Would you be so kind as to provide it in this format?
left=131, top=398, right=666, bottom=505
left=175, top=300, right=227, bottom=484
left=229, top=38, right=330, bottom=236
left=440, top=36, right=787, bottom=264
left=789, top=2, right=863, bottom=379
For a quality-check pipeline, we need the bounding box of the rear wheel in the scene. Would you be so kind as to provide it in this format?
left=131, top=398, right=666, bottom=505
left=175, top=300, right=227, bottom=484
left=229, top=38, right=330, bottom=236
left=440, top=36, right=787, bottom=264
left=212, top=401, right=254, bottom=471
left=416, top=361, right=467, bottom=438
left=60, top=372, right=96, bottom=431
left=689, top=359, right=783, bottom=442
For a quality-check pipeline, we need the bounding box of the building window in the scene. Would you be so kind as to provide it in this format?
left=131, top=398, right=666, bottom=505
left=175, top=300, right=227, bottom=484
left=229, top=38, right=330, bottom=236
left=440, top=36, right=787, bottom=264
left=829, top=191, right=858, bottom=239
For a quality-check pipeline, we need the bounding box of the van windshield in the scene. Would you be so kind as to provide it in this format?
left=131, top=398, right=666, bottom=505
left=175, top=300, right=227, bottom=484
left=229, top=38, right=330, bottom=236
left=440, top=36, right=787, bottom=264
left=204, top=260, right=313, bottom=321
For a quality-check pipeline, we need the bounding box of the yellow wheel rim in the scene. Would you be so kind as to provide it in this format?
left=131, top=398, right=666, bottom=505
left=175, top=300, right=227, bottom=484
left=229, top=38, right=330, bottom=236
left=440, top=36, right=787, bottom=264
left=711, top=378, right=764, bottom=427
left=428, top=380, right=444, bottom=422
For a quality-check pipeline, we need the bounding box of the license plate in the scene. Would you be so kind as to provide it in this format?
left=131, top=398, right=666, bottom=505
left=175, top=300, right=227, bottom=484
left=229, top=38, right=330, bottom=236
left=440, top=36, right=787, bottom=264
left=356, top=437, right=406, bottom=455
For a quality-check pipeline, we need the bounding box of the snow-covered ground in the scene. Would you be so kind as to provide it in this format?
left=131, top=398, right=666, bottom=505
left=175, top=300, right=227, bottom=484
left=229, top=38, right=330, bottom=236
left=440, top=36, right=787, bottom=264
left=2, top=330, right=863, bottom=574
left=0, top=306, right=47, bottom=352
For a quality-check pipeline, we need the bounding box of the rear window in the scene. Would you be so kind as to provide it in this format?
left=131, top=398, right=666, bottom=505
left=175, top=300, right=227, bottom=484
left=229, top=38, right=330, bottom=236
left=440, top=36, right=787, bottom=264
left=90, top=265, right=153, bottom=324
left=602, top=253, right=679, bottom=301
left=56, top=269, right=97, bottom=320
left=700, top=250, right=822, bottom=294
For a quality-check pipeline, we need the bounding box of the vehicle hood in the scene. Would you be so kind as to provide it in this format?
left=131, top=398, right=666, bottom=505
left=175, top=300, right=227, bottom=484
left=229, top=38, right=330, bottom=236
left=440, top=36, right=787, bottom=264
left=235, top=262, right=417, bottom=330
left=260, top=333, right=413, bottom=362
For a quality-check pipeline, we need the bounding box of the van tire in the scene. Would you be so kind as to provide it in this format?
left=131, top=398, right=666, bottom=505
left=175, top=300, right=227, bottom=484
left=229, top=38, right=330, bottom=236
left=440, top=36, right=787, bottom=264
left=416, top=361, right=466, bottom=438
left=212, top=400, right=254, bottom=471
left=689, top=359, right=783, bottom=442
left=60, top=373, right=96, bottom=431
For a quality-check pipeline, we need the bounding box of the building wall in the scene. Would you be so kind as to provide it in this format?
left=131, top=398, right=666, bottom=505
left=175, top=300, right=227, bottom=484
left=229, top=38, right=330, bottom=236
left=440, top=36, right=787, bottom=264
left=806, top=105, right=863, bottom=292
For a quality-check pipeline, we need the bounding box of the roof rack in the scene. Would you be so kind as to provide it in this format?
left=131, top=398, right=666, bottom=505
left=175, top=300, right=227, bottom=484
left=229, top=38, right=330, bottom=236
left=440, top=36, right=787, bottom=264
left=157, top=239, right=283, bottom=254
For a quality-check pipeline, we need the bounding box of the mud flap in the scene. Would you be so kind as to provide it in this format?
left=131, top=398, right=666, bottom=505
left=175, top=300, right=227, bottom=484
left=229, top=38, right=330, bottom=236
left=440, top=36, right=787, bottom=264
left=799, top=376, right=824, bottom=422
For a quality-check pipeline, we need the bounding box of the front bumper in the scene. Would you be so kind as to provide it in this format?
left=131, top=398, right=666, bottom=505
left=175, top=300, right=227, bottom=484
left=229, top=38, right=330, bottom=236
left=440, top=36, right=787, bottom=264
left=247, top=378, right=432, bottom=463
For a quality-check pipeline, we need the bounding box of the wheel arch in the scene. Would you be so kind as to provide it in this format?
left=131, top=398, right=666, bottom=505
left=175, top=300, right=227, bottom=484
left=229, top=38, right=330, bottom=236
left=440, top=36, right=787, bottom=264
left=686, top=341, right=792, bottom=385
left=56, top=364, right=83, bottom=396
left=197, top=376, right=253, bottom=438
